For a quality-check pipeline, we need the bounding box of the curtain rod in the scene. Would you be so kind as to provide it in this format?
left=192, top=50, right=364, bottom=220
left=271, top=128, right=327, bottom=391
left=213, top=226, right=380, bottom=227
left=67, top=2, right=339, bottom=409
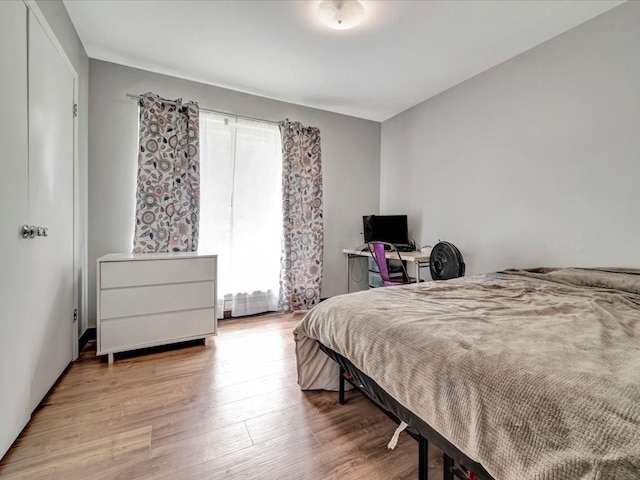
left=125, top=93, right=280, bottom=126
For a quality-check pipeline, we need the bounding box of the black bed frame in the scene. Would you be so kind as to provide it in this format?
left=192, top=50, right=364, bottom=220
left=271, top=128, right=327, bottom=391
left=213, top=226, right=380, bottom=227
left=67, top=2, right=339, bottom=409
left=318, top=342, right=494, bottom=480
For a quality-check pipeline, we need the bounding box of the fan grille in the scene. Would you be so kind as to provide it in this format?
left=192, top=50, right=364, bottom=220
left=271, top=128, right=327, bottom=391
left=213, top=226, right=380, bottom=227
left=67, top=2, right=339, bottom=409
left=430, top=242, right=465, bottom=280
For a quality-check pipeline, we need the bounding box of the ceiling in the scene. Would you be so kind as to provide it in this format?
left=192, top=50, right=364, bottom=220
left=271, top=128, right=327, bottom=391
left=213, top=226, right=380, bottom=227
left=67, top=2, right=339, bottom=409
left=63, top=0, right=624, bottom=122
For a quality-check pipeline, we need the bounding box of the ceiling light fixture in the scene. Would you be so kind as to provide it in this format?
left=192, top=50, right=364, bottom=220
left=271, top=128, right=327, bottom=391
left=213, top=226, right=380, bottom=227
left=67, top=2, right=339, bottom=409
left=316, top=0, right=366, bottom=31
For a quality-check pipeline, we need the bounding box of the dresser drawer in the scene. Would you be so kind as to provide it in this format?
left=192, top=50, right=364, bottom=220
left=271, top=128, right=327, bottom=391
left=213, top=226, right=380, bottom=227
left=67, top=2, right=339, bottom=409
left=99, top=308, right=215, bottom=354
left=100, top=281, right=215, bottom=319
left=101, top=257, right=215, bottom=289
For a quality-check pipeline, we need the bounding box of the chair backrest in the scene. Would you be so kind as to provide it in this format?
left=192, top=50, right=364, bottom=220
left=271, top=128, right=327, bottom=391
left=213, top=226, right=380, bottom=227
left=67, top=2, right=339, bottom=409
left=367, top=241, right=411, bottom=285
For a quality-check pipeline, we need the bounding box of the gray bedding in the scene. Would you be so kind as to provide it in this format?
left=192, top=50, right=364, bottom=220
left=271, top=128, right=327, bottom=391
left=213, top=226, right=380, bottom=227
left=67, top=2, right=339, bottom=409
left=293, top=268, right=640, bottom=479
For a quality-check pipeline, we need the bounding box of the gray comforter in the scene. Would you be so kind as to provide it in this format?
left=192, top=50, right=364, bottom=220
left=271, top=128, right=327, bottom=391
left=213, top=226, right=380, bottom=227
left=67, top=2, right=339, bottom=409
left=293, top=268, right=640, bottom=479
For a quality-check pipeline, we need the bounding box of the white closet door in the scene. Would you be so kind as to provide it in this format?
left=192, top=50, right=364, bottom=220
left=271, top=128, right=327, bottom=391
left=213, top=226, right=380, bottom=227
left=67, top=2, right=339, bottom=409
left=27, top=10, right=74, bottom=411
left=0, top=0, right=31, bottom=459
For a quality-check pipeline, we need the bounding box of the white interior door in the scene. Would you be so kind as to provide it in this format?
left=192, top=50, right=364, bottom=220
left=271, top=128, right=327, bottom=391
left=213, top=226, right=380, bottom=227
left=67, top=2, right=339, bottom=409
left=27, top=10, right=75, bottom=411
left=0, top=0, right=31, bottom=459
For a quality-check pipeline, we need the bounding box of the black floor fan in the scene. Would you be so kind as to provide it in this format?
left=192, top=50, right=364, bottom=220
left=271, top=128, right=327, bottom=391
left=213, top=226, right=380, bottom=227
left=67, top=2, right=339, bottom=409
left=430, top=242, right=465, bottom=280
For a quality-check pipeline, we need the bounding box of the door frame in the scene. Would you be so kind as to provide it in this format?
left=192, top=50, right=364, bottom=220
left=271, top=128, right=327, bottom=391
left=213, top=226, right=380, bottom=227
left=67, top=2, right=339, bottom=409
left=24, top=0, right=82, bottom=360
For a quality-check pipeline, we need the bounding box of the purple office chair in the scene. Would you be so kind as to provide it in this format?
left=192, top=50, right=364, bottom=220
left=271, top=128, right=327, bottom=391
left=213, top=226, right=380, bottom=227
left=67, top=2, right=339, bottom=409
left=367, top=242, right=416, bottom=287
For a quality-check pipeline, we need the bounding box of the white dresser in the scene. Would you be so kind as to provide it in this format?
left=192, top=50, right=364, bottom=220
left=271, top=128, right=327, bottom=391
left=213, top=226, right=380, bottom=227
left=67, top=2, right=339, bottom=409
left=96, top=252, right=217, bottom=363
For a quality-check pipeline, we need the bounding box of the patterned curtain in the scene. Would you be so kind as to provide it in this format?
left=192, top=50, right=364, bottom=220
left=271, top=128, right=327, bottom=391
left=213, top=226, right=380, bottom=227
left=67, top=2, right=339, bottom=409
left=278, top=120, right=324, bottom=312
left=133, top=93, right=200, bottom=253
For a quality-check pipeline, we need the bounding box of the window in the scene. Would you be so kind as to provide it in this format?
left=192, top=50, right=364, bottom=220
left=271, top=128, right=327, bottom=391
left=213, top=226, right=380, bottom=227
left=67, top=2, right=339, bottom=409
left=198, top=112, right=282, bottom=317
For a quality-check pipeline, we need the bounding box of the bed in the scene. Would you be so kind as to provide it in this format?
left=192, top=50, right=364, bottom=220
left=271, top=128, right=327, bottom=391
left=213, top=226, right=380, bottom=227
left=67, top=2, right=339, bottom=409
left=293, top=268, right=640, bottom=479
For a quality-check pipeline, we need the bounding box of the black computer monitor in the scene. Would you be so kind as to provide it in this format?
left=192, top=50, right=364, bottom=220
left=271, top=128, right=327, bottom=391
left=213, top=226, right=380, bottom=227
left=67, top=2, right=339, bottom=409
left=362, top=215, right=409, bottom=246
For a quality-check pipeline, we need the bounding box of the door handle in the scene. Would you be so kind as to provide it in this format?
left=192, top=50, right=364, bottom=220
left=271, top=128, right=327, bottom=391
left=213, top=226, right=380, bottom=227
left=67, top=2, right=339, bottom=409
left=21, top=225, right=48, bottom=239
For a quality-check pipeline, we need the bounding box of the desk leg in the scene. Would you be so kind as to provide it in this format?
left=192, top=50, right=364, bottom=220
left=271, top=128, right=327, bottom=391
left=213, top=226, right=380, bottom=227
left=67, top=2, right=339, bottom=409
left=415, top=260, right=420, bottom=283
left=346, top=255, right=350, bottom=293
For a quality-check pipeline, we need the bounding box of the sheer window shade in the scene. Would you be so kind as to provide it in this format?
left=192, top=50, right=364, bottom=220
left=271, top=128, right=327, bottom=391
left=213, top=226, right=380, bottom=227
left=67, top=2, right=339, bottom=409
left=198, top=112, right=282, bottom=317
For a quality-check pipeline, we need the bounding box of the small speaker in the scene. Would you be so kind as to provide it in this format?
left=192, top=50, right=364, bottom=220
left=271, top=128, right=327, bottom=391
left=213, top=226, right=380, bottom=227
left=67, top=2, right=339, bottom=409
left=363, top=215, right=375, bottom=242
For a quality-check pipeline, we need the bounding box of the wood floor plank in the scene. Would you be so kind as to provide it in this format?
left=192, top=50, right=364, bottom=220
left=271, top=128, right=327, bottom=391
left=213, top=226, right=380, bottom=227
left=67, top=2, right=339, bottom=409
left=0, top=312, right=442, bottom=479
left=152, top=422, right=322, bottom=480
left=0, top=425, right=152, bottom=480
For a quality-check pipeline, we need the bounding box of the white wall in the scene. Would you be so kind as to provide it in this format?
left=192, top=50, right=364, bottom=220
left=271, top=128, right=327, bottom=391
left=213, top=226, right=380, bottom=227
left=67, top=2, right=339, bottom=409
left=88, top=60, right=380, bottom=326
left=381, top=2, right=640, bottom=275
left=36, top=0, right=90, bottom=336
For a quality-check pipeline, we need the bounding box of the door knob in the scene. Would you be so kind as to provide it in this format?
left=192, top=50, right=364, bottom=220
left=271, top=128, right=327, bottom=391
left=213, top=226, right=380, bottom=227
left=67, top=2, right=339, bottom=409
left=37, top=226, right=49, bottom=237
left=21, top=225, right=37, bottom=239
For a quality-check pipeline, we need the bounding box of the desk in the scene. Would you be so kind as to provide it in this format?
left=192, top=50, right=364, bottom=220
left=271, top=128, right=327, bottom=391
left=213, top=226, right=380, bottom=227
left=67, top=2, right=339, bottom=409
left=343, top=248, right=430, bottom=292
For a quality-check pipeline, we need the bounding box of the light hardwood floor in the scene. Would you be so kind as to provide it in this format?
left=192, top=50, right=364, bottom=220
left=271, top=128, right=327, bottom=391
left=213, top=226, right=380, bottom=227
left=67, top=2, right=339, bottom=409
left=0, top=313, right=443, bottom=479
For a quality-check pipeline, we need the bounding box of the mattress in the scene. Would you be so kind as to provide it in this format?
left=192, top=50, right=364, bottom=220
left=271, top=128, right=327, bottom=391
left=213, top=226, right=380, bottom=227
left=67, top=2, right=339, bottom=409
left=293, top=268, right=640, bottom=479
